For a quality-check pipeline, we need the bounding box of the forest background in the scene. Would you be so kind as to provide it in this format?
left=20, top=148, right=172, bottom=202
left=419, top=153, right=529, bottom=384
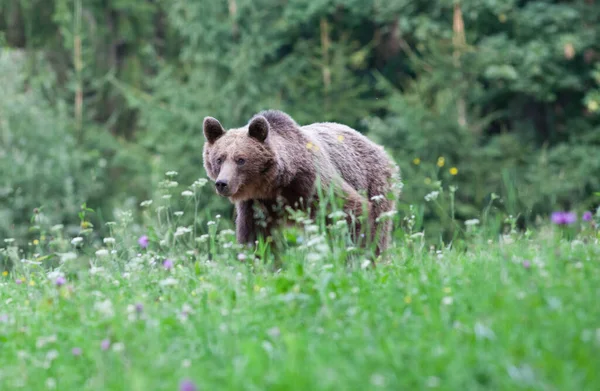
left=2, top=0, right=599, bottom=243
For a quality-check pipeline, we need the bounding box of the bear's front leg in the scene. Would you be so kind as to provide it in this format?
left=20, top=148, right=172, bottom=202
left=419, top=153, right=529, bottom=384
left=235, top=200, right=257, bottom=246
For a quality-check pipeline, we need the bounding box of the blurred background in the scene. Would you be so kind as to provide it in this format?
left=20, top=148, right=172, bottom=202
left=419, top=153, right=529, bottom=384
left=1, top=0, right=599, bottom=243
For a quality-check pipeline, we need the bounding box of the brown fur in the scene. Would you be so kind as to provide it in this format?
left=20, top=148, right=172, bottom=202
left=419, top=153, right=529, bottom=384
left=202, top=110, right=401, bottom=257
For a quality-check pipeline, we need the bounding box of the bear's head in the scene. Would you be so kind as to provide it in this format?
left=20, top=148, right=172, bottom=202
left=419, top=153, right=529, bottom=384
left=202, top=115, right=278, bottom=201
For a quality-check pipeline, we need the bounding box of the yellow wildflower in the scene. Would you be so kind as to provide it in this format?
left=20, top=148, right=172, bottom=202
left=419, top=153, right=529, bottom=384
left=404, top=296, right=412, bottom=304
left=33, top=239, right=39, bottom=246
left=424, top=177, right=432, bottom=185
left=498, top=13, right=507, bottom=23
left=2, top=271, right=7, bottom=277
left=588, top=100, right=599, bottom=113
left=253, top=285, right=261, bottom=292
left=443, top=287, right=452, bottom=294
left=449, top=167, right=458, bottom=176
left=29, top=280, right=35, bottom=286
left=437, top=157, right=445, bottom=167
left=413, top=158, right=421, bottom=165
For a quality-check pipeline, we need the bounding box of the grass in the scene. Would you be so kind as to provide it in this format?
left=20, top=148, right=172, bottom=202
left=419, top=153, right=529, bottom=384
left=1, top=178, right=599, bottom=391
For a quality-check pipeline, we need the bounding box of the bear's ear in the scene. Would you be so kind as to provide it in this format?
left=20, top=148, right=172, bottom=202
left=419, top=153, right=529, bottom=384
left=248, top=116, right=269, bottom=142
left=203, top=117, right=225, bottom=144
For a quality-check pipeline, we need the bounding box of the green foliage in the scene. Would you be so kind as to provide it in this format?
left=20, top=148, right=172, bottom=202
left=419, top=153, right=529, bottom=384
left=0, top=49, right=105, bottom=240
left=365, top=0, right=600, bottom=240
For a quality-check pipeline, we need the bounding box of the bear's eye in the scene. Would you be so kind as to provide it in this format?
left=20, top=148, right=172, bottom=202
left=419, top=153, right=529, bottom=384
left=236, top=158, right=246, bottom=166
left=216, top=157, right=223, bottom=165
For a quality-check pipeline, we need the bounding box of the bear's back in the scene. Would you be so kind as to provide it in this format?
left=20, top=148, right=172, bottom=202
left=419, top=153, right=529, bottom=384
left=300, top=122, right=395, bottom=197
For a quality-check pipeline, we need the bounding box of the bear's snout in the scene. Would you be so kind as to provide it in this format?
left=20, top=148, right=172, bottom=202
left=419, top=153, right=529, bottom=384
left=215, top=180, right=229, bottom=195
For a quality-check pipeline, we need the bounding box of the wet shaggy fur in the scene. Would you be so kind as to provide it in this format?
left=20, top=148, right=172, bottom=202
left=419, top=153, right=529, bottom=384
left=202, top=110, right=401, bottom=257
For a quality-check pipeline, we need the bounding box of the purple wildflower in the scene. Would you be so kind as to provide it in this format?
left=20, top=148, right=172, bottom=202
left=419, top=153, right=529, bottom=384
left=179, top=379, right=198, bottom=391
left=72, top=347, right=82, bottom=356
left=101, top=338, right=111, bottom=351
left=15, top=279, right=22, bottom=285
left=582, top=211, right=593, bottom=222
left=55, top=276, right=66, bottom=287
left=551, top=211, right=577, bottom=225
left=135, top=303, right=144, bottom=313
left=138, top=235, right=149, bottom=249
left=522, top=260, right=531, bottom=269
left=163, top=259, right=173, bottom=270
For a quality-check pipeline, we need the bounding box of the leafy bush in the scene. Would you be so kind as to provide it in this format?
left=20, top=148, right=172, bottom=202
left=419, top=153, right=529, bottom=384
left=0, top=49, right=105, bottom=241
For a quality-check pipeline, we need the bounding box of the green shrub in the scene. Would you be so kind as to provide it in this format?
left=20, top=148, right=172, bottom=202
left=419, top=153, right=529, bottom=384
left=0, top=49, right=104, bottom=242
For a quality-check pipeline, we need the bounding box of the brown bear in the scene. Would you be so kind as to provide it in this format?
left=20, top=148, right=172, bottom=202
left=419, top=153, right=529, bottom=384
left=202, top=110, right=401, bottom=258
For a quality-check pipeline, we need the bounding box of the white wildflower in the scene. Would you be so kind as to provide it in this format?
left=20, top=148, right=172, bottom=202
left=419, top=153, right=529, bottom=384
left=335, top=220, right=347, bottom=228
left=442, top=296, right=453, bottom=305
left=95, top=249, right=109, bottom=257
left=306, top=253, right=321, bottom=262
left=370, top=374, right=386, bottom=387
left=4, top=238, right=15, bottom=244
left=207, top=221, right=216, bottom=226
left=174, top=211, right=184, bottom=217
left=112, top=342, right=125, bottom=352
left=474, top=322, right=496, bottom=341
left=174, top=226, right=192, bottom=237
left=94, top=299, right=115, bottom=318
left=71, top=237, right=83, bottom=245
left=424, top=191, right=439, bottom=202
left=305, top=225, right=319, bottom=233
left=103, top=237, right=116, bottom=245
left=36, top=335, right=57, bottom=348
left=376, top=210, right=398, bottom=222
left=50, top=224, right=64, bottom=232
left=47, top=270, right=65, bottom=280
left=181, top=190, right=194, bottom=197
left=191, top=178, right=208, bottom=188
left=162, top=194, right=172, bottom=200
left=46, top=350, right=59, bottom=361
left=195, top=235, right=210, bottom=243
left=165, top=171, right=178, bottom=177
left=45, top=378, right=57, bottom=389
left=464, top=219, right=480, bottom=226
left=370, top=194, right=386, bottom=202
left=140, top=200, right=153, bottom=207
left=89, top=266, right=105, bottom=276
left=267, top=327, right=281, bottom=339
left=426, top=376, right=440, bottom=388
left=328, top=210, right=347, bottom=220
left=159, top=277, right=178, bottom=286
left=21, top=258, right=41, bottom=265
